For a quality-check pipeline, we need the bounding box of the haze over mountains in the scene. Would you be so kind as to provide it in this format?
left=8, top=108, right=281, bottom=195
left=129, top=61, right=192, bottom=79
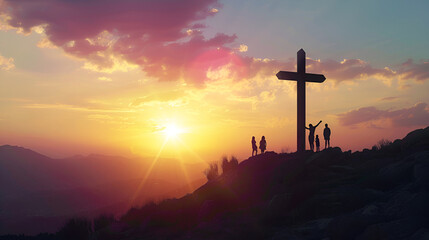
left=0, top=146, right=206, bottom=235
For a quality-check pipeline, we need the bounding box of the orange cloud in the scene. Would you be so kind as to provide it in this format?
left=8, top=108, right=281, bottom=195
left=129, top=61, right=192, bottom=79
left=0, top=53, right=14, bottom=70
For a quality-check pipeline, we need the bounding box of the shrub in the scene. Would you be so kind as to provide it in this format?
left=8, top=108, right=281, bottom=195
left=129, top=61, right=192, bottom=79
left=375, top=138, right=392, bottom=150
left=281, top=147, right=290, bottom=154
left=204, top=162, right=219, bottom=181
left=93, top=214, right=115, bottom=232
left=57, top=218, right=92, bottom=240
left=221, top=156, right=230, bottom=174
left=221, top=156, right=239, bottom=175
left=229, top=156, right=239, bottom=170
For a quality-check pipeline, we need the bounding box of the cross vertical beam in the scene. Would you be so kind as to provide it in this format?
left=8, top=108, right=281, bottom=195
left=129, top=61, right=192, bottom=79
left=297, top=49, right=306, bottom=152
left=276, top=49, right=326, bottom=153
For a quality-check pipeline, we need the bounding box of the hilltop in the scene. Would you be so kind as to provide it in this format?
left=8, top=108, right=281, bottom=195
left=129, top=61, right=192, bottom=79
left=2, top=126, right=429, bottom=240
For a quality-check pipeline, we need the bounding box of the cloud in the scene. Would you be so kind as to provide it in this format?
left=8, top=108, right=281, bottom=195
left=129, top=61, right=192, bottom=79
left=129, top=90, right=186, bottom=107
left=378, top=96, right=399, bottom=102
left=22, top=103, right=132, bottom=113
left=337, top=102, right=429, bottom=128
left=398, top=59, right=429, bottom=82
left=0, top=0, right=286, bottom=86
left=237, top=44, right=248, bottom=52
left=1, top=0, right=428, bottom=87
left=88, top=114, right=136, bottom=126
left=0, top=53, right=14, bottom=70
left=306, top=58, right=396, bottom=84
left=1, top=0, right=236, bottom=85
left=37, top=37, right=57, bottom=49
left=0, top=12, right=13, bottom=30
left=98, top=76, right=112, bottom=82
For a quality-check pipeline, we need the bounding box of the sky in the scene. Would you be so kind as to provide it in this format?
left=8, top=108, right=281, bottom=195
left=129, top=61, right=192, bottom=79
left=0, top=0, right=428, bottom=163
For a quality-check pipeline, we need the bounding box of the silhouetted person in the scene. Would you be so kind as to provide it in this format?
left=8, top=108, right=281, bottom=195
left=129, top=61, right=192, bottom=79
left=305, top=120, right=322, bottom=151
left=251, top=136, right=258, bottom=156
left=324, top=123, right=331, bottom=149
left=259, top=136, right=267, bottom=154
left=315, top=135, right=320, bottom=152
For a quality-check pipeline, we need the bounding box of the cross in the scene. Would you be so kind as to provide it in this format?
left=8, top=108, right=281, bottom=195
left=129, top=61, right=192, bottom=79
left=276, top=49, right=326, bottom=152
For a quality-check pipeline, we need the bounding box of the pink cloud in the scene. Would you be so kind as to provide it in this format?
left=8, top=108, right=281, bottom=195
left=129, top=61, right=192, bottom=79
left=1, top=0, right=241, bottom=85
left=338, top=103, right=429, bottom=128
left=398, top=59, right=429, bottom=82
left=1, top=1, right=428, bottom=86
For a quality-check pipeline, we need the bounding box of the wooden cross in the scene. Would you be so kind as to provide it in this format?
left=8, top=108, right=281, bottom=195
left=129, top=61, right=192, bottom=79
left=276, top=49, right=326, bottom=152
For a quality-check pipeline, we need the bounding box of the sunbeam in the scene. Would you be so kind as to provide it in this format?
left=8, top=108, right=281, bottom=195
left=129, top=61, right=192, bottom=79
left=127, top=136, right=170, bottom=208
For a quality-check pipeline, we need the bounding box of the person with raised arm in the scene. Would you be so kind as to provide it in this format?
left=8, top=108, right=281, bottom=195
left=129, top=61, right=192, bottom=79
left=305, top=120, right=322, bottom=151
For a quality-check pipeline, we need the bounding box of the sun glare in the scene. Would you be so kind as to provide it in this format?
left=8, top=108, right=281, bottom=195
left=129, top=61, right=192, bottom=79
left=162, top=123, right=184, bottom=138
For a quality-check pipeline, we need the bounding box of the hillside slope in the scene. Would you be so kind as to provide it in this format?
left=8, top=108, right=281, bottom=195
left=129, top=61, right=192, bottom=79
left=3, top=126, right=429, bottom=240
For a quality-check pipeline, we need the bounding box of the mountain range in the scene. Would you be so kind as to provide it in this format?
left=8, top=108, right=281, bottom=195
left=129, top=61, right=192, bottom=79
left=0, top=146, right=206, bottom=235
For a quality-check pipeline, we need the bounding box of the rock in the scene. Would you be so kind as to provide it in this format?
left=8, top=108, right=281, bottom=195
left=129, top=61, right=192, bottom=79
left=401, top=126, right=429, bottom=153
left=266, top=193, right=293, bottom=222
left=369, top=160, right=415, bottom=191
left=405, top=192, right=429, bottom=220
left=361, top=204, right=381, bottom=215
left=413, top=151, right=429, bottom=189
left=198, top=200, right=219, bottom=221
left=299, top=187, right=385, bottom=219
left=327, top=204, right=386, bottom=240
left=272, top=228, right=306, bottom=240
left=409, top=228, right=429, bottom=240
left=357, top=218, right=424, bottom=240
left=305, top=147, right=343, bottom=166
left=382, top=189, right=415, bottom=219
left=289, top=218, right=332, bottom=239
left=329, top=165, right=354, bottom=172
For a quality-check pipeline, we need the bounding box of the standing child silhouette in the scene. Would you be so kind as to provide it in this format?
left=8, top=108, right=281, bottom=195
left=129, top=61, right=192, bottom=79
left=251, top=136, right=258, bottom=156
left=259, top=136, right=267, bottom=154
left=306, top=120, right=322, bottom=152
left=315, top=135, right=320, bottom=152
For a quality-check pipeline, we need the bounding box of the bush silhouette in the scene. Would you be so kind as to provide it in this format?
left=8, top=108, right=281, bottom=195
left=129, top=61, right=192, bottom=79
left=93, top=214, right=115, bottom=232
left=230, top=156, right=238, bottom=168
left=204, top=162, right=219, bottom=181
left=57, top=218, right=92, bottom=240
left=221, top=155, right=239, bottom=175
left=374, top=138, right=392, bottom=150
left=221, top=156, right=229, bottom=173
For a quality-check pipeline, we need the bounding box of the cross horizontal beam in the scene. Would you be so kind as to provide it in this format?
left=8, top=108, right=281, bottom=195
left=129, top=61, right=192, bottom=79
left=276, top=71, right=326, bottom=83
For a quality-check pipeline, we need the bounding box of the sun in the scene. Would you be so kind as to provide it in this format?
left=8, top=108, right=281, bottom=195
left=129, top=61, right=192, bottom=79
left=162, top=123, right=185, bottom=138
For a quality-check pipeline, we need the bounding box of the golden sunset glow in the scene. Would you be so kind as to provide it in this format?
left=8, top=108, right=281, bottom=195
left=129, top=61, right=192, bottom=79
left=0, top=0, right=428, bottom=165
left=1, top=1, right=429, bottom=237
left=161, top=123, right=186, bottom=139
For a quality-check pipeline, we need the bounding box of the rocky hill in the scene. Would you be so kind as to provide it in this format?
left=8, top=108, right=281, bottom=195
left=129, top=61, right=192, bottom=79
left=2, top=126, right=429, bottom=240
